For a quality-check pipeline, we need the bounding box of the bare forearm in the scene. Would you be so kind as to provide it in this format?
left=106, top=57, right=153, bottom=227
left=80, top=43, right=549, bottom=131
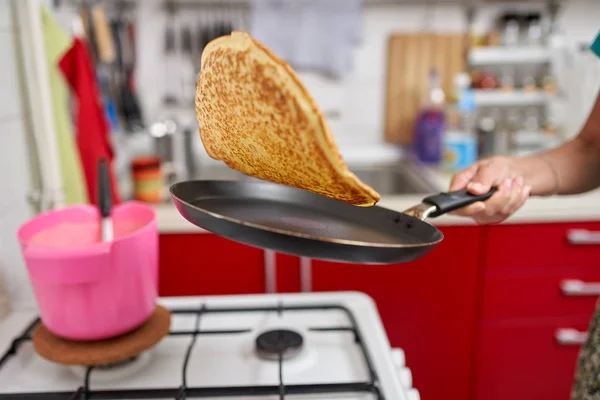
left=512, top=93, right=600, bottom=196
left=512, top=139, right=600, bottom=196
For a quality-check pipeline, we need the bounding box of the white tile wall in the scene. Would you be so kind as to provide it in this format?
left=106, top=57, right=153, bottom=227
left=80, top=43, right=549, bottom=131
left=134, top=0, right=598, bottom=157
left=0, top=0, right=37, bottom=310
left=135, top=2, right=467, bottom=152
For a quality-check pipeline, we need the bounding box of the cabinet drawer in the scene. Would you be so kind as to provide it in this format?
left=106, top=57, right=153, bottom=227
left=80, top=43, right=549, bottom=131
left=475, top=319, right=589, bottom=400
left=485, top=222, right=600, bottom=270
left=483, top=268, right=600, bottom=320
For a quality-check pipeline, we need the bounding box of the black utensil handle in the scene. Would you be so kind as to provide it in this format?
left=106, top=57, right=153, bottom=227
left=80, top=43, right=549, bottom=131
left=423, top=187, right=497, bottom=218
left=98, top=158, right=112, bottom=218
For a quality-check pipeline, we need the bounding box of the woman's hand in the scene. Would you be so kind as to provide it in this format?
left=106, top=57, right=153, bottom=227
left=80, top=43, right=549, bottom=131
left=449, top=156, right=532, bottom=224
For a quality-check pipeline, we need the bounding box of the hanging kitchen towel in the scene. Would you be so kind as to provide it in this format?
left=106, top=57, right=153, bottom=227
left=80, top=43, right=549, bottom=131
left=58, top=38, right=121, bottom=207
left=312, top=0, right=363, bottom=78
left=250, top=0, right=363, bottom=78
left=250, top=0, right=297, bottom=62
left=40, top=5, right=89, bottom=206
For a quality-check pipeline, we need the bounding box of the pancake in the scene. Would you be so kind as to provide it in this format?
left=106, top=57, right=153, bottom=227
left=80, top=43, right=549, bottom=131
left=195, top=31, right=380, bottom=207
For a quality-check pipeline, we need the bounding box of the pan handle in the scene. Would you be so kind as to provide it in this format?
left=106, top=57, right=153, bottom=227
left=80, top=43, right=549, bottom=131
left=422, top=188, right=497, bottom=218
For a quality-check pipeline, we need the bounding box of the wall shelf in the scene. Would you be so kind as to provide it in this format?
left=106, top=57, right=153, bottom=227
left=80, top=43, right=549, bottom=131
left=474, top=89, right=555, bottom=107
left=469, top=46, right=551, bottom=66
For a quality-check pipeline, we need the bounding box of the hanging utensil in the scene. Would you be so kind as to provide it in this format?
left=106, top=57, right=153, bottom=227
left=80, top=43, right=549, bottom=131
left=170, top=180, right=495, bottom=265
left=180, top=24, right=196, bottom=104
left=98, top=158, right=113, bottom=242
left=163, top=9, right=178, bottom=105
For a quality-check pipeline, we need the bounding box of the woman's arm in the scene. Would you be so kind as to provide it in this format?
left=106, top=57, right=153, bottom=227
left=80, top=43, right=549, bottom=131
left=515, top=91, right=600, bottom=196
left=449, top=90, right=600, bottom=224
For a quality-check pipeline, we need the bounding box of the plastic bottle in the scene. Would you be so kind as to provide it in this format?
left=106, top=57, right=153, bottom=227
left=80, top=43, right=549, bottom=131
left=414, top=69, right=446, bottom=165
left=443, top=90, right=478, bottom=172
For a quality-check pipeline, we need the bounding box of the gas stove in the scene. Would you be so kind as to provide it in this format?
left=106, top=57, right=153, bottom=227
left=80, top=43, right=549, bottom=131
left=0, top=292, right=419, bottom=400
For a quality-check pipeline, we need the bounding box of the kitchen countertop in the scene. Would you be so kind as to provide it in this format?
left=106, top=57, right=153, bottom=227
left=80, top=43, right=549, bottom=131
left=155, top=167, right=600, bottom=233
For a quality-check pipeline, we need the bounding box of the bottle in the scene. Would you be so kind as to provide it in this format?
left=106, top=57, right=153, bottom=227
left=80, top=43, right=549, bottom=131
left=527, top=13, right=543, bottom=46
left=476, top=109, right=500, bottom=158
left=414, top=69, right=446, bottom=165
left=443, top=89, right=478, bottom=172
left=500, top=66, right=515, bottom=92
left=502, top=14, right=520, bottom=46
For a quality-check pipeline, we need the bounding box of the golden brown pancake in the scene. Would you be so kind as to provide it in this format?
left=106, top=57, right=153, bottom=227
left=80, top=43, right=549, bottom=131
left=195, top=31, right=380, bottom=207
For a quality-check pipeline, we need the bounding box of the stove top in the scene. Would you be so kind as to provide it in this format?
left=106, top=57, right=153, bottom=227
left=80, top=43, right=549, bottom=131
left=0, top=292, right=416, bottom=400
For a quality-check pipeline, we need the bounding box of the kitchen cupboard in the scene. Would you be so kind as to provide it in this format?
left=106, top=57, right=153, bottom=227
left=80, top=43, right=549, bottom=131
left=474, top=221, right=600, bottom=400
left=475, top=318, right=588, bottom=400
left=159, top=234, right=265, bottom=296
left=311, top=226, right=482, bottom=400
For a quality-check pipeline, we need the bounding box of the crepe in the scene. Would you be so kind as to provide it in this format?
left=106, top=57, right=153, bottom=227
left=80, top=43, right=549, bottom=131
left=195, top=31, right=380, bottom=207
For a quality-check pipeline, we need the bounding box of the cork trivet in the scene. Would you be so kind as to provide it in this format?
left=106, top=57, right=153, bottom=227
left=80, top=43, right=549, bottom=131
left=32, top=305, right=171, bottom=366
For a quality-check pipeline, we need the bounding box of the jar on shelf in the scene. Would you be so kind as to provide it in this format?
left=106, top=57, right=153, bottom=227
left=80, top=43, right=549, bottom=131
left=541, top=74, right=558, bottom=95
left=500, top=66, right=515, bottom=92
left=131, top=156, right=164, bottom=203
left=521, top=66, right=538, bottom=92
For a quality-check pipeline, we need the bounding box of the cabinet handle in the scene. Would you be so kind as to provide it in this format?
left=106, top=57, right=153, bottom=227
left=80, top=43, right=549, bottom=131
left=567, top=229, right=600, bottom=245
left=561, top=279, right=600, bottom=296
left=555, top=328, right=588, bottom=345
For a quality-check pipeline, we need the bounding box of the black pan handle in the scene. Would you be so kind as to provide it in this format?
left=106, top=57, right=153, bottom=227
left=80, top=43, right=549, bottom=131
left=422, top=187, right=497, bottom=218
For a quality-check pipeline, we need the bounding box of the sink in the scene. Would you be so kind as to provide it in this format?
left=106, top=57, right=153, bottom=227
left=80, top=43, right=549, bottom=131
left=188, top=161, right=438, bottom=196
left=349, top=162, right=439, bottom=195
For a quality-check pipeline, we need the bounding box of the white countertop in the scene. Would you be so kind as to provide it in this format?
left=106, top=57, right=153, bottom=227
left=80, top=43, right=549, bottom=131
left=155, top=169, right=600, bottom=234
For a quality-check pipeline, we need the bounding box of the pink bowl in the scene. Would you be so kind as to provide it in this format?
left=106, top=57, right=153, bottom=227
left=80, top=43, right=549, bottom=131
left=17, top=201, right=158, bottom=341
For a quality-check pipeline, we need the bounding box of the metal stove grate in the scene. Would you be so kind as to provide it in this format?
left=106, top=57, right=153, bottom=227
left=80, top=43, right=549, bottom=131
left=0, top=302, right=384, bottom=400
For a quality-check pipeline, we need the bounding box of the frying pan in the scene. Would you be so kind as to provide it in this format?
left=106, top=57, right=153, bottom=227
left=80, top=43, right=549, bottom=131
left=170, top=180, right=495, bottom=264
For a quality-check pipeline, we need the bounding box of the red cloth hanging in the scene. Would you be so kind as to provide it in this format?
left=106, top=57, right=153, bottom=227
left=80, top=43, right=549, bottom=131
left=59, top=38, right=121, bottom=206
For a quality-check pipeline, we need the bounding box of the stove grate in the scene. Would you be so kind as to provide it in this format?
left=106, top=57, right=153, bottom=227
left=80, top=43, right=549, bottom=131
left=0, top=303, right=384, bottom=400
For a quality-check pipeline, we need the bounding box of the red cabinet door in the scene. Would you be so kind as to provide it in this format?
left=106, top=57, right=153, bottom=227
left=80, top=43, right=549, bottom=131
left=311, top=225, right=482, bottom=400
left=159, top=234, right=266, bottom=296
left=485, top=221, right=600, bottom=270
left=475, top=221, right=600, bottom=400
left=475, top=318, right=589, bottom=400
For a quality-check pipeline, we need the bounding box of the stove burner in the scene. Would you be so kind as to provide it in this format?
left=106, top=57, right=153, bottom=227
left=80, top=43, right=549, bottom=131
left=255, top=329, right=304, bottom=361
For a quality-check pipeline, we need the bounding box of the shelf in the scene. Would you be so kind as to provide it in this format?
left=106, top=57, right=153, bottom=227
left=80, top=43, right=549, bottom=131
left=469, top=46, right=551, bottom=65
left=474, top=90, right=555, bottom=107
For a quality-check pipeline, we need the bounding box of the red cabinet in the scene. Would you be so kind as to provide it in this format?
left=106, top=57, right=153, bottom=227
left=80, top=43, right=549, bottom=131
left=275, top=253, right=301, bottom=293
left=474, top=221, right=600, bottom=400
left=311, top=226, right=482, bottom=400
left=484, top=222, right=600, bottom=270
left=475, top=318, right=589, bottom=400
left=159, top=234, right=266, bottom=296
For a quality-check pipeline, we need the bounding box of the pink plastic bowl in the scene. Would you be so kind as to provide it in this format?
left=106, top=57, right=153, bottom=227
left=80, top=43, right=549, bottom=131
left=17, top=201, right=158, bottom=341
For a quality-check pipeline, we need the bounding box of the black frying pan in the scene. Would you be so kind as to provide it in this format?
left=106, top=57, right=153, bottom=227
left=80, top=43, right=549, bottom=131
left=170, top=180, right=495, bottom=265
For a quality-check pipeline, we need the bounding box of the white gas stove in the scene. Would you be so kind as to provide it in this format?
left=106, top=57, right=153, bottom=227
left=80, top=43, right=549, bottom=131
left=0, top=291, right=419, bottom=400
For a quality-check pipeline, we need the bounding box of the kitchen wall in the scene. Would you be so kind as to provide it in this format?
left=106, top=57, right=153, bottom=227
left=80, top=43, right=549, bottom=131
left=135, top=0, right=466, bottom=154
left=0, top=0, right=37, bottom=310
left=135, top=0, right=600, bottom=160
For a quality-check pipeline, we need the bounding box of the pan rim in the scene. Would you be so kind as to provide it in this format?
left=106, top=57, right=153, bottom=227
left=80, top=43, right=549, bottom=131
left=170, top=181, right=445, bottom=249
